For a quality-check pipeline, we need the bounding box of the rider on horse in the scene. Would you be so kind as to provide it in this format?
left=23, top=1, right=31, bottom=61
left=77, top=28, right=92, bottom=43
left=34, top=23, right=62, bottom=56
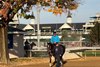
left=50, top=31, right=64, bottom=67
left=50, top=31, right=60, bottom=45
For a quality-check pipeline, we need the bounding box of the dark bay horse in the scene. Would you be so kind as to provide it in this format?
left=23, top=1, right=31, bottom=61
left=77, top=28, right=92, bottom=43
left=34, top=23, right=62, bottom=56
left=24, top=40, right=36, bottom=57
left=47, top=42, right=65, bottom=67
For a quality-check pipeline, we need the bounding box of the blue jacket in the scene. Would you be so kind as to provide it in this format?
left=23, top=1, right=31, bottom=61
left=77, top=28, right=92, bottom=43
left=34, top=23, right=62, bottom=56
left=50, top=35, right=60, bottom=44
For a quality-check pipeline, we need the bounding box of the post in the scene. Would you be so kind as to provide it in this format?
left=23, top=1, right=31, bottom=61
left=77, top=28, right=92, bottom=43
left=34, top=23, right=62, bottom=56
left=79, top=33, right=82, bottom=56
left=80, top=33, right=82, bottom=47
left=37, top=3, right=41, bottom=50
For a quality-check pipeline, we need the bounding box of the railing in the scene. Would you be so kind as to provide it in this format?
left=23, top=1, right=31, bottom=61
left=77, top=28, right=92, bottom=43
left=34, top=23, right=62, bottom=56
left=24, top=31, right=84, bottom=36
left=27, top=46, right=100, bottom=57
left=24, top=41, right=100, bottom=58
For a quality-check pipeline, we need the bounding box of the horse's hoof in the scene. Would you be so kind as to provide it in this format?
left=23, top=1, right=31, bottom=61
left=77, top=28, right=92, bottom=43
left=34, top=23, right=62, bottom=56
left=60, top=61, right=63, bottom=65
left=49, top=63, right=52, bottom=67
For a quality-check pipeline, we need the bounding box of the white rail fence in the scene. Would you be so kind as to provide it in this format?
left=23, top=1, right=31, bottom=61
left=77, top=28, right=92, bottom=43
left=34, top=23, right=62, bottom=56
left=26, top=41, right=100, bottom=57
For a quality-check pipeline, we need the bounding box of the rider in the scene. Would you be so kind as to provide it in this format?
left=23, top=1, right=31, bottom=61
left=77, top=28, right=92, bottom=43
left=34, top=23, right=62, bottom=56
left=50, top=31, right=60, bottom=45
left=50, top=31, right=63, bottom=67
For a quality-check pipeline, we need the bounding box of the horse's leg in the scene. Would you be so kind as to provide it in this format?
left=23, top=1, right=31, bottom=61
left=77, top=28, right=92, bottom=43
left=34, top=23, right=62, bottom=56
left=51, top=56, right=56, bottom=67
left=49, top=55, right=56, bottom=67
left=49, top=56, right=52, bottom=67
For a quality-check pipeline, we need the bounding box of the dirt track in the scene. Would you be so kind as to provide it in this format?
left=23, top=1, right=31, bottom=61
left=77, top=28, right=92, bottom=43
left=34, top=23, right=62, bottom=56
left=1, top=57, right=100, bottom=67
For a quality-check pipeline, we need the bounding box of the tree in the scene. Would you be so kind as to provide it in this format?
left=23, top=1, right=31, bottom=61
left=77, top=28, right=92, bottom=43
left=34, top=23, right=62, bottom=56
left=0, top=0, right=80, bottom=63
left=89, top=22, right=100, bottom=46
left=61, top=30, right=80, bottom=41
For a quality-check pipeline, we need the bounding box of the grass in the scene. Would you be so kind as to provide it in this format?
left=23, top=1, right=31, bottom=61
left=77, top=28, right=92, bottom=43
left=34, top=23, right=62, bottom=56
left=83, top=50, right=100, bottom=56
left=32, top=51, right=48, bottom=57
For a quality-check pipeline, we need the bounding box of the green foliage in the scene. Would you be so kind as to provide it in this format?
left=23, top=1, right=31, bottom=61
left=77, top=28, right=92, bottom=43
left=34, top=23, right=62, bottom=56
left=89, top=22, right=100, bottom=45
left=61, top=30, right=79, bottom=41
left=61, top=30, right=68, bottom=41
left=82, top=34, right=90, bottom=42
left=24, top=14, right=35, bottom=19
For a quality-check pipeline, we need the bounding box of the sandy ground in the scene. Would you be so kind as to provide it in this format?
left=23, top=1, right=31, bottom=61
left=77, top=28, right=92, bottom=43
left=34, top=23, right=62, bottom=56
left=0, top=57, right=100, bottom=67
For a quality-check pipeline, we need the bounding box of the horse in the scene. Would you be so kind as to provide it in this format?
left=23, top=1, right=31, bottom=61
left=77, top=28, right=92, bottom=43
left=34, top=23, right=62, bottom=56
left=30, top=42, right=36, bottom=49
left=47, top=42, right=66, bottom=67
left=24, top=40, right=36, bottom=57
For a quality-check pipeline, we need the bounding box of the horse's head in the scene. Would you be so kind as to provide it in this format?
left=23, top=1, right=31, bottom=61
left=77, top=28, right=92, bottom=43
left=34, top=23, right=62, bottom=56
left=30, top=42, right=36, bottom=49
left=30, top=42, right=36, bottom=46
left=47, top=42, right=55, bottom=56
left=47, top=42, right=54, bottom=50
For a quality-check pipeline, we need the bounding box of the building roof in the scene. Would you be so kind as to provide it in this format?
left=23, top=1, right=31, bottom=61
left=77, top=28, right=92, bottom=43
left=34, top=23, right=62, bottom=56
left=9, top=13, right=19, bottom=24
left=8, top=22, right=85, bottom=32
left=23, top=24, right=34, bottom=30
left=59, top=23, right=71, bottom=29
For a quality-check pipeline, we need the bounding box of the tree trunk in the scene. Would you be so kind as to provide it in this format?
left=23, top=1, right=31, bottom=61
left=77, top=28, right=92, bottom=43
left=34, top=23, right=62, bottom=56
left=0, top=25, right=9, bottom=64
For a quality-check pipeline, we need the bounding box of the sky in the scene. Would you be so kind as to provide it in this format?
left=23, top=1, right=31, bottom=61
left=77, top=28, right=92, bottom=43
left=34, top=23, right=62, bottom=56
left=19, top=0, right=100, bottom=24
